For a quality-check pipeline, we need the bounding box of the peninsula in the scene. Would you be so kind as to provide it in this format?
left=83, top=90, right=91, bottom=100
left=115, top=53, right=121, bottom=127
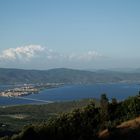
left=0, top=83, right=64, bottom=97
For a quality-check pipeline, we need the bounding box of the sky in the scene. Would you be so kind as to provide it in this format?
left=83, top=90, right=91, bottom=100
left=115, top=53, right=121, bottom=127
left=0, top=0, right=140, bottom=70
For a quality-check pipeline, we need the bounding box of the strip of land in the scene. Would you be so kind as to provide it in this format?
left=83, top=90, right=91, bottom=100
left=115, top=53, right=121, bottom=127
left=0, top=83, right=63, bottom=97
left=16, top=97, right=54, bottom=103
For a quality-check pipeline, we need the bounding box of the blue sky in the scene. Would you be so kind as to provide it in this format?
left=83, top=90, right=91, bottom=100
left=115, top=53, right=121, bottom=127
left=0, top=0, right=140, bottom=69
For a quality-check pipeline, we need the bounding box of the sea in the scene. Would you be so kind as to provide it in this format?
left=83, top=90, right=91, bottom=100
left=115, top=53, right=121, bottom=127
left=0, top=83, right=140, bottom=106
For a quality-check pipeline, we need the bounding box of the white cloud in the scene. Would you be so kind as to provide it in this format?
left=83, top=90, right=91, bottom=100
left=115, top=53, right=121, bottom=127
left=0, top=45, right=103, bottom=69
left=68, top=51, right=102, bottom=61
left=0, top=45, right=44, bottom=61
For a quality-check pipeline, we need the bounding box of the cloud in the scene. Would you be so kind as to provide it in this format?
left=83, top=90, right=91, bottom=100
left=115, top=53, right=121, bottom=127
left=0, top=45, right=44, bottom=61
left=0, top=45, right=103, bottom=69
left=68, top=51, right=102, bottom=62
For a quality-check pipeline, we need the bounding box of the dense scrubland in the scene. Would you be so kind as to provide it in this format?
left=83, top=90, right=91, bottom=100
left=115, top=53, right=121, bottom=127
left=1, top=93, right=140, bottom=140
left=0, top=99, right=98, bottom=138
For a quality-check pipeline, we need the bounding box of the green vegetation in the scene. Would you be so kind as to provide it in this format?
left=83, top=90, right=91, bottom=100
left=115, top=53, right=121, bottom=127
left=0, top=68, right=140, bottom=84
left=1, top=94, right=140, bottom=140
left=0, top=99, right=98, bottom=137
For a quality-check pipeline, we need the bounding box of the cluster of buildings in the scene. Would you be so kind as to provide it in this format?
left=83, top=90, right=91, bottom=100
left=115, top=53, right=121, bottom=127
left=0, top=86, right=39, bottom=97
left=0, top=83, right=64, bottom=97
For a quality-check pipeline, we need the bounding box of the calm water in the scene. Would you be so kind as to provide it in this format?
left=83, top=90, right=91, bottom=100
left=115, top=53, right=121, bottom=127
left=0, top=83, right=140, bottom=106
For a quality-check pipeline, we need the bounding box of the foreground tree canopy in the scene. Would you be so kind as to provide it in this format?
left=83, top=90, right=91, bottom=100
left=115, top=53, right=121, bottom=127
left=1, top=93, right=140, bottom=140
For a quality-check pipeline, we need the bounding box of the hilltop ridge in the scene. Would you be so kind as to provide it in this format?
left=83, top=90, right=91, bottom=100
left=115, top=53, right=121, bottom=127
left=0, top=68, right=140, bottom=84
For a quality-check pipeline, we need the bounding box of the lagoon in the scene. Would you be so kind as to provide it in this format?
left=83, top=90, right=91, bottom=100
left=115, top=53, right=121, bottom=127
left=0, top=83, right=140, bottom=106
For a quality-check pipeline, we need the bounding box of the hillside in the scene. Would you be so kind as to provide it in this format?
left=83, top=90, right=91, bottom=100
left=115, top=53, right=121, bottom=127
left=99, top=116, right=140, bottom=140
left=0, top=68, right=140, bottom=84
left=0, top=99, right=98, bottom=137
left=2, top=94, right=140, bottom=140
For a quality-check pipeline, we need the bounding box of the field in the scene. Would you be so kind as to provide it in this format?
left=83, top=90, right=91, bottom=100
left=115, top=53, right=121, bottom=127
left=0, top=98, right=99, bottom=137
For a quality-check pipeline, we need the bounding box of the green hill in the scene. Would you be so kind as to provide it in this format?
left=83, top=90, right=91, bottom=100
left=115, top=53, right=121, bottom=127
left=0, top=68, right=140, bottom=84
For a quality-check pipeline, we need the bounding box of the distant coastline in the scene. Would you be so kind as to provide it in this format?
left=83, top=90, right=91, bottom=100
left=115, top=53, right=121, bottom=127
left=0, top=83, right=64, bottom=97
left=0, top=68, right=140, bottom=85
left=0, top=83, right=140, bottom=106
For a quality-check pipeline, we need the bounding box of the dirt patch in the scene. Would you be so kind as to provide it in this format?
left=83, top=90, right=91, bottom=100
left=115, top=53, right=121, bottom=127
left=0, top=114, right=29, bottom=119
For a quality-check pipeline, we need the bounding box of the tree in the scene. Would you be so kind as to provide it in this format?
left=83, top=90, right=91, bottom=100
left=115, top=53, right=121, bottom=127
left=100, top=94, right=109, bottom=128
left=111, top=98, right=117, bottom=105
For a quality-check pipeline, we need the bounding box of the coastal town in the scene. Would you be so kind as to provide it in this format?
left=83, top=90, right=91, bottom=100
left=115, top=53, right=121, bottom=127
left=0, top=83, right=64, bottom=97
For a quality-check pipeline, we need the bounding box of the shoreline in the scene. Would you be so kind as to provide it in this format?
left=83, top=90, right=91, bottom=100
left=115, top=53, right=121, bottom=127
left=0, top=83, right=64, bottom=98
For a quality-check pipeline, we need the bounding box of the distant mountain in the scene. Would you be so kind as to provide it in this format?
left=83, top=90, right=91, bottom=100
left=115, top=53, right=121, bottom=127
left=87, top=68, right=140, bottom=73
left=0, top=68, right=140, bottom=84
left=134, top=68, right=140, bottom=73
